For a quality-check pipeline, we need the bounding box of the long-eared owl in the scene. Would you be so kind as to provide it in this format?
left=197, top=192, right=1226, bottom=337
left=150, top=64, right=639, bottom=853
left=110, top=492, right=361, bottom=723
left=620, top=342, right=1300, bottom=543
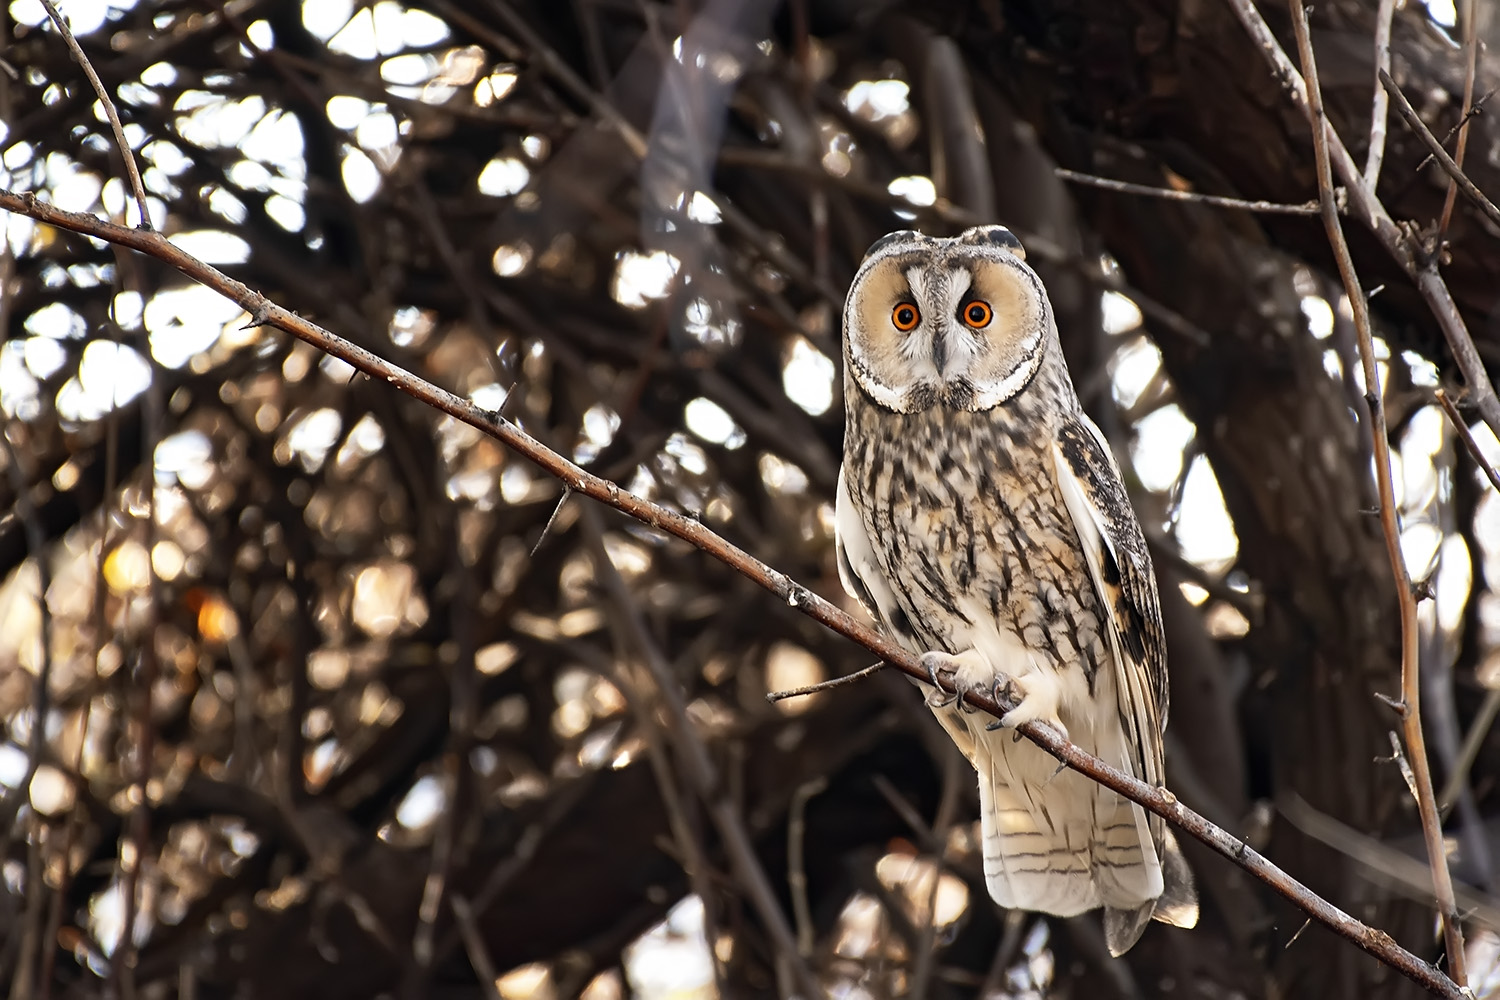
left=834, top=225, right=1198, bottom=955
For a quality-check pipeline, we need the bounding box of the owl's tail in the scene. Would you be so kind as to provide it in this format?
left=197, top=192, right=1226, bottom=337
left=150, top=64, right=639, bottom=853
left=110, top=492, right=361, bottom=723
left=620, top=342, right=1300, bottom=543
left=976, top=736, right=1196, bottom=954
left=975, top=755, right=1105, bottom=919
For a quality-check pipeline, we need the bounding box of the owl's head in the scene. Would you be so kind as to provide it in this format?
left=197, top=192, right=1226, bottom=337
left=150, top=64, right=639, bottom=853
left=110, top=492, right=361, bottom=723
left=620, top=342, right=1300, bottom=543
left=842, top=225, right=1053, bottom=414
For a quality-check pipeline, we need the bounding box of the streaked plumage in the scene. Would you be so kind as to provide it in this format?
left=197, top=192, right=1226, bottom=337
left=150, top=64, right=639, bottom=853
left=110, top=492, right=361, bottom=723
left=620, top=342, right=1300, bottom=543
left=835, top=226, right=1197, bottom=955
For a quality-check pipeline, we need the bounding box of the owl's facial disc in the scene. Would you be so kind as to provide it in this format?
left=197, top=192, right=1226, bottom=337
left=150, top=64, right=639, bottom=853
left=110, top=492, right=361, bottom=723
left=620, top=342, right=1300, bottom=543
left=845, top=253, right=942, bottom=412
left=844, top=229, right=1050, bottom=413
left=944, top=255, right=1047, bottom=410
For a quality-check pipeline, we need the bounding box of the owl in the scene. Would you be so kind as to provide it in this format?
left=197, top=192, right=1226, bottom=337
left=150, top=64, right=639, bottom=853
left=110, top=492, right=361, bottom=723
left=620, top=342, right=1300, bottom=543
left=834, top=225, right=1198, bottom=956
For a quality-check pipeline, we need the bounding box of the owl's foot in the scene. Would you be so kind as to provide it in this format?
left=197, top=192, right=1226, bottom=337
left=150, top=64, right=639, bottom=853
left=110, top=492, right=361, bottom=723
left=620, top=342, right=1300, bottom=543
left=983, top=672, right=1070, bottom=742
left=918, top=649, right=992, bottom=712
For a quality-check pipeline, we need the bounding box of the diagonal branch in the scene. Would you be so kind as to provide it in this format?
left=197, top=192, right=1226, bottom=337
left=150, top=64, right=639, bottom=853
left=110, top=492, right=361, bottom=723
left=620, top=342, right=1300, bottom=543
left=1379, top=68, right=1500, bottom=234
left=1287, top=0, right=1467, bottom=985
left=38, top=0, right=151, bottom=228
left=1435, top=387, right=1500, bottom=496
left=0, top=187, right=1466, bottom=1000
left=1438, top=0, right=1480, bottom=239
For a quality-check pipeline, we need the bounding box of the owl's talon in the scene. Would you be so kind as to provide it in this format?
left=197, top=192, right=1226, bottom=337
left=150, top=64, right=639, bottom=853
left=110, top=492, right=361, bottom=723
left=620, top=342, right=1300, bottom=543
left=983, top=679, right=1019, bottom=730
left=980, top=676, right=1070, bottom=741
left=919, top=652, right=958, bottom=708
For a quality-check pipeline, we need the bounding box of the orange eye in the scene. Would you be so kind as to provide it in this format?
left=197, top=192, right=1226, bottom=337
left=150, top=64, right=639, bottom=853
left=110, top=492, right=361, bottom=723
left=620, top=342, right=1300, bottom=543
left=962, top=300, right=993, bottom=328
left=891, top=302, right=921, bottom=331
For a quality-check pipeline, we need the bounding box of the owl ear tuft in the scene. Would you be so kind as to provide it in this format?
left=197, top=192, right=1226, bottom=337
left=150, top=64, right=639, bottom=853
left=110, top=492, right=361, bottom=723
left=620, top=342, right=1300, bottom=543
left=959, top=225, right=1026, bottom=261
left=862, top=230, right=923, bottom=262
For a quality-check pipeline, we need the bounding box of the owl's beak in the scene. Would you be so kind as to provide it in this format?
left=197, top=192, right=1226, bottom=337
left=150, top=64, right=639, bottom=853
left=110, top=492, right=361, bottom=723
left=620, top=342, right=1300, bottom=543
left=930, top=328, right=948, bottom=372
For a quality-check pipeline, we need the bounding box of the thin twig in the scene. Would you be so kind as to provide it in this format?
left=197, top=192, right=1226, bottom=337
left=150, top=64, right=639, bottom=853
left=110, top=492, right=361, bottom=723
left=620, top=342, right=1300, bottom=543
left=410, top=564, right=471, bottom=975
left=1440, top=687, right=1500, bottom=818
left=910, top=749, right=962, bottom=1000
left=1414, top=90, right=1497, bottom=175
left=1225, top=0, right=1500, bottom=442
left=1364, top=0, right=1397, bottom=189
left=0, top=189, right=1468, bottom=999
left=787, top=776, right=827, bottom=958
left=1438, top=0, right=1479, bottom=239
left=1055, top=167, right=1325, bottom=215
left=1379, top=68, right=1500, bottom=234
left=766, top=660, right=887, bottom=702
left=565, top=583, right=731, bottom=996
left=37, top=0, right=150, bottom=228
left=448, top=896, right=504, bottom=1000
left=1435, top=388, right=1500, bottom=495
left=1287, top=1, right=1467, bottom=986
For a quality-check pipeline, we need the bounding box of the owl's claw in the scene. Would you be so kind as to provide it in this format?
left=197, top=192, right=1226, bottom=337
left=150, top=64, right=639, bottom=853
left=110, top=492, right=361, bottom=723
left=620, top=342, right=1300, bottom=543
left=983, top=679, right=1022, bottom=731
left=983, top=675, right=1070, bottom=742
left=920, top=651, right=959, bottom=708
left=919, top=650, right=991, bottom=712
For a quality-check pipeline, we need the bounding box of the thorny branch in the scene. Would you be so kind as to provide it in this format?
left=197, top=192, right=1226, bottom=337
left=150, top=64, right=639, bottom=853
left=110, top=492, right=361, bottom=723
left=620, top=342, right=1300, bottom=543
left=1286, top=0, right=1467, bottom=985
left=0, top=188, right=1467, bottom=1000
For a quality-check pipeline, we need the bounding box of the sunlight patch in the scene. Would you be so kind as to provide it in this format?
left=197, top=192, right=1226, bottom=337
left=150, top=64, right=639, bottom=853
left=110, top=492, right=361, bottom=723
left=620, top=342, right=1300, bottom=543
left=783, top=336, right=835, bottom=416
left=612, top=250, right=680, bottom=309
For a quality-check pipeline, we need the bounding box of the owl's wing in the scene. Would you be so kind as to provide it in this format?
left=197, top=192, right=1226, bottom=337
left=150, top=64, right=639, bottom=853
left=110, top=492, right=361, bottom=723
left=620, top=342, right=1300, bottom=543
left=1049, top=413, right=1167, bottom=785
left=1053, top=412, right=1198, bottom=949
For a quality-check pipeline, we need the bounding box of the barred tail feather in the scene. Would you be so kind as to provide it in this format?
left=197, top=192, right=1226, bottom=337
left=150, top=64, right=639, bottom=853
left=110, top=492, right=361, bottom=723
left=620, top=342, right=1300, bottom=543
left=977, top=751, right=1099, bottom=917
left=972, top=720, right=1186, bottom=957
left=1092, top=733, right=1166, bottom=955
left=1094, top=788, right=1162, bottom=955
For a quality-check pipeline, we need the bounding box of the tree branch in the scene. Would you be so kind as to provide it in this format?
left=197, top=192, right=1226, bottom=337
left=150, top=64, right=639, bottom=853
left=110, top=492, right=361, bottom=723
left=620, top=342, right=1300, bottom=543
left=1379, top=68, right=1500, bottom=235
left=1055, top=167, right=1324, bottom=214
left=1438, top=0, right=1480, bottom=239
left=1286, top=0, right=1466, bottom=985
left=38, top=0, right=150, bottom=228
left=1364, top=0, right=1397, bottom=189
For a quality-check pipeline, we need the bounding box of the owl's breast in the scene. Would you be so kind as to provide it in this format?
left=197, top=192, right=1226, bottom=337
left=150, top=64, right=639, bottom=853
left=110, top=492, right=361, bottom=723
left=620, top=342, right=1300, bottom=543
left=845, top=404, right=1109, bottom=684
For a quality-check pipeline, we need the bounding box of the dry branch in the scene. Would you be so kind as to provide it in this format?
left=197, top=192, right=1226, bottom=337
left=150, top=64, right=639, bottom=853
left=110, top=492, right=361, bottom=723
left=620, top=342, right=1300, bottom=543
left=1364, top=0, right=1397, bottom=188
left=1287, top=0, right=1467, bottom=984
left=37, top=0, right=150, bottom=228
left=0, top=187, right=1466, bottom=1000
left=1438, top=0, right=1480, bottom=238
left=1054, top=167, right=1324, bottom=215
left=1379, top=68, right=1500, bottom=235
